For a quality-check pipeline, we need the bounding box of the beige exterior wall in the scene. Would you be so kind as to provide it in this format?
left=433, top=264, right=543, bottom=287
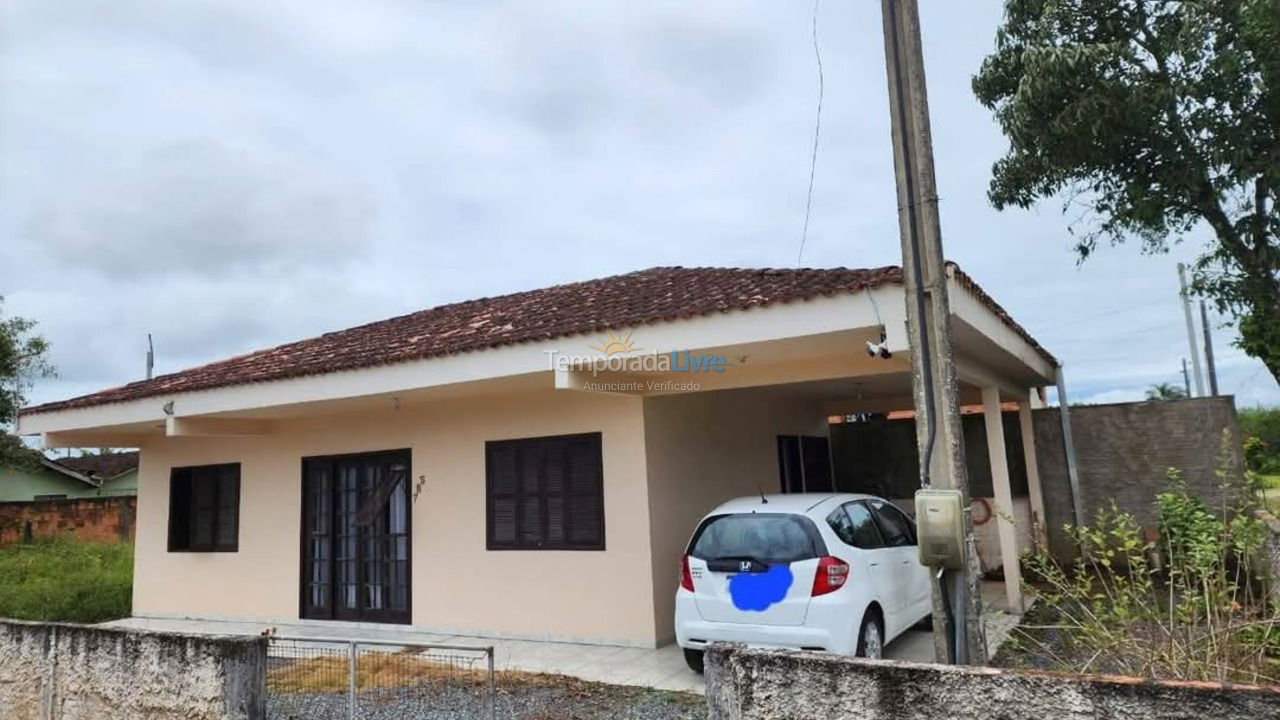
left=133, top=389, right=658, bottom=646
left=641, top=388, right=828, bottom=645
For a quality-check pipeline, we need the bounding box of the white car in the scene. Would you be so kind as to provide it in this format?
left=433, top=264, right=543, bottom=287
left=674, top=493, right=932, bottom=672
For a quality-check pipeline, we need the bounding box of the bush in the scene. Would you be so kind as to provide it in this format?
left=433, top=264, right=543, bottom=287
left=1004, top=433, right=1280, bottom=684
left=1239, top=407, right=1280, bottom=474
left=0, top=539, right=133, bottom=623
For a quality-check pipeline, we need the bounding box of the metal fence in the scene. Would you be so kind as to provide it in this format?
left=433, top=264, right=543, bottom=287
left=266, top=635, right=495, bottom=720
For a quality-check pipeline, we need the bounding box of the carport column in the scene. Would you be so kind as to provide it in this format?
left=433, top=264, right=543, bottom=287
left=1019, top=394, right=1049, bottom=551
left=981, top=386, right=1025, bottom=614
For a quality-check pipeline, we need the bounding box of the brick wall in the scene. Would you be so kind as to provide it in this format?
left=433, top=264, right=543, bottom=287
left=0, top=496, right=136, bottom=545
left=1032, top=396, right=1244, bottom=562
left=0, top=619, right=265, bottom=720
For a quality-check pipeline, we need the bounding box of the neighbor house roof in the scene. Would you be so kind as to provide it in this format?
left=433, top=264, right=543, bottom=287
left=36, top=459, right=99, bottom=487
left=20, top=264, right=1052, bottom=415
left=53, top=451, right=139, bottom=480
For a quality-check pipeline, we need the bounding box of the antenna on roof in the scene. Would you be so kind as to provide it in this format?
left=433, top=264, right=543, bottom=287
left=146, top=334, right=154, bottom=380
left=758, top=486, right=768, bottom=504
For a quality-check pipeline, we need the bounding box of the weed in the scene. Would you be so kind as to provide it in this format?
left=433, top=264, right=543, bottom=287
left=0, top=538, right=132, bottom=623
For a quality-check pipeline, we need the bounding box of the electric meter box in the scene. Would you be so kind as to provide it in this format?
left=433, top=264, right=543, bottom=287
left=915, top=488, right=966, bottom=570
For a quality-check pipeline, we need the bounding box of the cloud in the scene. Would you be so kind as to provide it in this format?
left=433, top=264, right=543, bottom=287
left=21, top=139, right=372, bottom=279
left=1, top=0, right=1277, bottom=412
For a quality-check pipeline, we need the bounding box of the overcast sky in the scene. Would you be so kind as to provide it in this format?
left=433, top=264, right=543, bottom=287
left=2, top=0, right=1276, bottom=410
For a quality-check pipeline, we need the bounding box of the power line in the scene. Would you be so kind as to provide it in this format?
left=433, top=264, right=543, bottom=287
left=795, top=0, right=823, bottom=267
left=1024, top=298, right=1168, bottom=332
left=1237, top=365, right=1266, bottom=396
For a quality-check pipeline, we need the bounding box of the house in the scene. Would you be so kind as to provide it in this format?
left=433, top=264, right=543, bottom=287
left=0, top=449, right=139, bottom=502
left=15, top=264, right=1056, bottom=647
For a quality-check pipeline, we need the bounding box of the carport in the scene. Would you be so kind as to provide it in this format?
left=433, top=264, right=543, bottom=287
left=552, top=264, right=1056, bottom=618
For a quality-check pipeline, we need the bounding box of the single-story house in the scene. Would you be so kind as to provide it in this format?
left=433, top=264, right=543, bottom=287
left=0, top=449, right=139, bottom=502
left=16, top=264, right=1056, bottom=647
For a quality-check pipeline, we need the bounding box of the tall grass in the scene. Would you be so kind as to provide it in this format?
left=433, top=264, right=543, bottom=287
left=0, top=539, right=133, bottom=623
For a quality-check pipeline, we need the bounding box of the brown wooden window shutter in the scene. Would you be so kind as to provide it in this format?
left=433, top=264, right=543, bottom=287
left=168, top=463, right=241, bottom=552
left=486, top=432, right=604, bottom=550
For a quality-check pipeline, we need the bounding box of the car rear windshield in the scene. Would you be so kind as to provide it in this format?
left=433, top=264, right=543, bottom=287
left=688, top=513, right=823, bottom=565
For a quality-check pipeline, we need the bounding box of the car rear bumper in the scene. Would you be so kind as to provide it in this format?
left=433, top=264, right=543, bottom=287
left=674, top=594, right=858, bottom=655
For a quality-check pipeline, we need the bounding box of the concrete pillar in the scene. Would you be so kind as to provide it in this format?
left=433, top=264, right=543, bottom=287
left=1019, top=394, right=1048, bottom=551
left=981, top=386, right=1025, bottom=614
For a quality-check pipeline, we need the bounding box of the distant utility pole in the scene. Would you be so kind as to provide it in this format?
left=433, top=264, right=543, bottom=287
left=1200, top=301, right=1219, bottom=396
left=146, top=333, right=155, bottom=380
left=1182, top=358, right=1192, bottom=397
left=880, top=0, right=986, bottom=664
left=1177, top=264, right=1204, bottom=397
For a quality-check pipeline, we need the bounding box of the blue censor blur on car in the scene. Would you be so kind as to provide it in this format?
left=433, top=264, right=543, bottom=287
left=728, top=564, right=794, bottom=611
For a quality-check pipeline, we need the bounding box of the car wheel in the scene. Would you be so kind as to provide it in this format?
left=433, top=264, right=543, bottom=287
left=683, top=648, right=705, bottom=674
left=856, top=612, right=884, bottom=660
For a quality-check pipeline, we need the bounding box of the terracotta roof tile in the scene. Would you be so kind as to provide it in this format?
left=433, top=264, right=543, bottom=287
left=52, top=451, right=139, bottom=479
left=20, top=265, right=1052, bottom=415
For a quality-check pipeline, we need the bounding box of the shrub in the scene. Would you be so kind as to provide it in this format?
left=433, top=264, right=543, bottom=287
left=1239, top=407, right=1280, bottom=474
left=0, top=539, right=133, bottom=623
left=1007, top=433, right=1280, bottom=684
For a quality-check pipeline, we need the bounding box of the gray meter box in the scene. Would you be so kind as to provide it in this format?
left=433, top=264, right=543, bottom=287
left=914, top=488, right=966, bottom=570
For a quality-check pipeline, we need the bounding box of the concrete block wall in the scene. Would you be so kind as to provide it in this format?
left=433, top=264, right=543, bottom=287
left=0, top=620, right=266, bottom=720
left=706, top=645, right=1280, bottom=720
left=0, top=497, right=136, bottom=545
left=1032, top=396, right=1244, bottom=561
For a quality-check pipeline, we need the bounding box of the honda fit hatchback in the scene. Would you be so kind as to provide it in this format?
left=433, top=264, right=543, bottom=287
left=674, top=493, right=931, bottom=672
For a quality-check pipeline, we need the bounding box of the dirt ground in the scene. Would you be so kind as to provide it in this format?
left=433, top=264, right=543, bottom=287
left=267, top=655, right=707, bottom=720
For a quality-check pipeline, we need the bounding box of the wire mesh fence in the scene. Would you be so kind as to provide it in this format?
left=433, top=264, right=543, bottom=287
left=267, top=636, right=495, bottom=720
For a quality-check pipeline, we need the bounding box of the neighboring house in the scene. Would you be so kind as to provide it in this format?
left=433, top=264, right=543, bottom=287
left=0, top=451, right=139, bottom=502
left=15, top=264, right=1056, bottom=647
left=54, top=452, right=140, bottom=497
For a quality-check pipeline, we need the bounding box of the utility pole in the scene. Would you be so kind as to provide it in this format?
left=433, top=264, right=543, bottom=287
left=1200, top=301, right=1219, bottom=396
left=146, top=334, right=155, bottom=381
left=1182, top=358, right=1192, bottom=397
left=1177, top=264, right=1204, bottom=396
left=880, top=0, right=986, bottom=664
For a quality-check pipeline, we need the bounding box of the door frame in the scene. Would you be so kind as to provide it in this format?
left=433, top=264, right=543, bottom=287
left=298, top=448, right=413, bottom=625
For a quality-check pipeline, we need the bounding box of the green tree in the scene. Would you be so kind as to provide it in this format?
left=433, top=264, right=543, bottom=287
left=0, top=296, right=54, bottom=467
left=973, top=0, right=1280, bottom=382
left=1146, top=381, right=1188, bottom=401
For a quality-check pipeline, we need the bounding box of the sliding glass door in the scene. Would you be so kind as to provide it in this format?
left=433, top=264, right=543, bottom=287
left=301, top=450, right=411, bottom=624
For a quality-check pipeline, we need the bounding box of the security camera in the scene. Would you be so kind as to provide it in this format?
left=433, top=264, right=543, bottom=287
left=866, top=327, right=892, bottom=360
left=865, top=340, right=893, bottom=360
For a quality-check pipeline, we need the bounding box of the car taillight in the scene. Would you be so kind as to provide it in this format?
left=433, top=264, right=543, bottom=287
left=680, top=554, right=695, bottom=592
left=811, top=556, right=849, bottom=596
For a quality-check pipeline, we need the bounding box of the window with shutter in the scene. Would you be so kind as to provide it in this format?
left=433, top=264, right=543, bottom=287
left=486, top=432, right=604, bottom=550
left=167, top=463, right=240, bottom=552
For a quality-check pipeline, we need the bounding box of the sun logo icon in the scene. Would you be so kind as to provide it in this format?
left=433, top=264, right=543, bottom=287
left=589, top=330, right=639, bottom=355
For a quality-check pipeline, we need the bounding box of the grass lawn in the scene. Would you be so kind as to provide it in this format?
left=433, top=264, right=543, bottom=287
left=1253, top=474, right=1280, bottom=512
left=0, top=539, right=133, bottom=623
